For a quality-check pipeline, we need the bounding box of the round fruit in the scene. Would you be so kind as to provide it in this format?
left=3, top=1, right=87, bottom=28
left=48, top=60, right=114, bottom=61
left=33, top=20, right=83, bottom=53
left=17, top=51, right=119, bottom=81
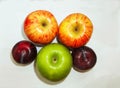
left=11, top=40, right=37, bottom=65
left=72, top=46, right=97, bottom=71
left=58, top=13, right=93, bottom=48
left=35, top=43, right=72, bottom=82
left=24, top=10, right=58, bottom=45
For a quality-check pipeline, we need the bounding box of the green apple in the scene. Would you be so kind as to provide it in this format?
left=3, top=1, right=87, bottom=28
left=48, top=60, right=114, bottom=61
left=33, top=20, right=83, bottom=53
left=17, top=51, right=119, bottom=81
left=35, top=43, right=72, bottom=82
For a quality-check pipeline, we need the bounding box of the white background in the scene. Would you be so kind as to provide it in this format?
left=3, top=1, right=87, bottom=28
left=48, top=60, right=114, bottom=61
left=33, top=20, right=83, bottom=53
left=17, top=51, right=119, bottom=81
left=0, top=0, right=120, bottom=88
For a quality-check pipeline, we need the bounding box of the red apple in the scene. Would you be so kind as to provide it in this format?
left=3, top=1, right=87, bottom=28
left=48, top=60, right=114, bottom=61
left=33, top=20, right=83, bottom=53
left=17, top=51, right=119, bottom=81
left=24, top=10, right=59, bottom=45
left=58, top=13, right=93, bottom=48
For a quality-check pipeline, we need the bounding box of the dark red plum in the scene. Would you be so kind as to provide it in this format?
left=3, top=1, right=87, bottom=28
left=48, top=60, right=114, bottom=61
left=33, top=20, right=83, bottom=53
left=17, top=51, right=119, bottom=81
left=11, top=40, right=37, bottom=65
left=72, top=46, right=97, bottom=71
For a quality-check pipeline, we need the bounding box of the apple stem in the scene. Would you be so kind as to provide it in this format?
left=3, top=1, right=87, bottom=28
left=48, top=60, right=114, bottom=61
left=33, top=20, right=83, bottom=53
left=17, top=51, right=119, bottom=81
left=53, top=58, right=57, bottom=63
left=74, top=26, right=79, bottom=32
left=42, top=22, right=47, bottom=27
left=75, top=28, right=78, bottom=31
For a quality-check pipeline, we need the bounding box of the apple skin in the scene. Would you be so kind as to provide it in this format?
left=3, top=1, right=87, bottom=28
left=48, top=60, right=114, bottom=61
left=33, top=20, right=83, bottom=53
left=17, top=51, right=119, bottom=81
left=35, top=43, right=72, bottom=82
left=58, top=13, right=93, bottom=48
left=24, top=10, right=58, bottom=45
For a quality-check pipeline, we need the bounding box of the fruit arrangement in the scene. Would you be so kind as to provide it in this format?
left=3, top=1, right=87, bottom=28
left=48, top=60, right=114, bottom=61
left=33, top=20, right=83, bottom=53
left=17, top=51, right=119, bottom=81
left=11, top=10, right=97, bottom=83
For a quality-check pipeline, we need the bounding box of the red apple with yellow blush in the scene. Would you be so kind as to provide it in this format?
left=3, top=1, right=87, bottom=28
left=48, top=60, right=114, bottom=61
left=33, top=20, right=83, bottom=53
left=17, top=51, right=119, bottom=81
left=24, top=10, right=58, bottom=45
left=58, top=13, right=93, bottom=48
